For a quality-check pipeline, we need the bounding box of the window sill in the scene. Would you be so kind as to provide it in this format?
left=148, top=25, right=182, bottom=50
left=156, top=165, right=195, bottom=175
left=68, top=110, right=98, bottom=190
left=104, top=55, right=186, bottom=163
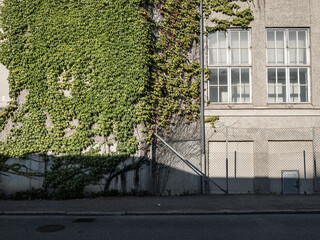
left=205, top=104, right=253, bottom=110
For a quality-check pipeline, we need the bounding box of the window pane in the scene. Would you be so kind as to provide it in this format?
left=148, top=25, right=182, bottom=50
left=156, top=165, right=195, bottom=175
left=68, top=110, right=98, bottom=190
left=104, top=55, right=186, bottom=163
left=208, top=30, right=254, bottom=104
left=268, top=49, right=275, bottom=64
left=277, top=48, right=285, bottom=64
left=208, top=33, right=218, bottom=48
left=219, top=86, right=228, bottom=103
left=298, top=31, right=306, bottom=48
left=300, top=85, right=308, bottom=102
left=289, top=49, right=297, bottom=64
left=210, top=86, right=218, bottom=102
left=242, top=85, right=250, bottom=103
left=290, top=68, right=298, bottom=84
left=241, top=68, right=250, bottom=83
left=276, top=31, right=284, bottom=48
left=278, top=85, right=286, bottom=102
left=208, top=49, right=216, bottom=65
left=231, top=49, right=240, bottom=64
left=299, top=68, right=308, bottom=84
left=218, top=48, right=227, bottom=64
left=241, top=49, right=249, bottom=64
left=289, top=31, right=297, bottom=48
left=232, top=86, right=240, bottom=102
left=267, top=31, right=275, bottom=48
left=240, top=31, right=248, bottom=48
left=299, top=48, right=307, bottom=64
left=218, top=32, right=227, bottom=48
left=219, top=69, right=227, bottom=85
left=231, top=31, right=239, bottom=48
left=209, top=69, right=218, bottom=85
left=231, top=68, right=240, bottom=84
left=268, top=68, right=276, bottom=84
left=290, top=85, right=299, bottom=102
left=278, top=68, right=286, bottom=84
left=268, top=85, right=276, bottom=103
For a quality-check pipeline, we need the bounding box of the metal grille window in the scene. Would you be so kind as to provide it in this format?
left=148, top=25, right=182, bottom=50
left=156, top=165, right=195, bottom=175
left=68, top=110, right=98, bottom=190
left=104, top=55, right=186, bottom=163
left=267, top=29, right=310, bottom=103
left=208, top=30, right=251, bottom=103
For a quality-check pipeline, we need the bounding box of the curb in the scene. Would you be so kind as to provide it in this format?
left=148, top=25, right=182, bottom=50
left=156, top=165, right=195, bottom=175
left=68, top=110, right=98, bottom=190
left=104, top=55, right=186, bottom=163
left=1, top=209, right=320, bottom=216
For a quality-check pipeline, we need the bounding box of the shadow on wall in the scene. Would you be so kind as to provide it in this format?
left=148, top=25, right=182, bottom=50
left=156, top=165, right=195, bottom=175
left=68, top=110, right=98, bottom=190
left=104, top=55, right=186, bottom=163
left=0, top=154, right=319, bottom=197
left=151, top=162, right=319, bottom=196
left=0, top=154, right=149, bottom=198
left=208, top=176, right=316, bottom=195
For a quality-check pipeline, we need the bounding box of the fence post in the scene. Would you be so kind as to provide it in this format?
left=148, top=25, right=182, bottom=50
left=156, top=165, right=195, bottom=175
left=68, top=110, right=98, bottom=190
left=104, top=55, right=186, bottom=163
left=234, top=151, right=237, bottom=179
left=200, top=0, right=206, bottom=195
left=303, top=150, right=306, bottom=179
left=226, top=127, right=229, bottom=194
left=313, top=127, right=318, bottom=194
left=150, top=137, right=156, bottom=195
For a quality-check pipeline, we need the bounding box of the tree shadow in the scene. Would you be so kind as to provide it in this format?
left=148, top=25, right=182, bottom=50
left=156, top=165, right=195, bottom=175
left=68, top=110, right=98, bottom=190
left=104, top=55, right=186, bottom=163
left=0, top=153, right=147, bottom=199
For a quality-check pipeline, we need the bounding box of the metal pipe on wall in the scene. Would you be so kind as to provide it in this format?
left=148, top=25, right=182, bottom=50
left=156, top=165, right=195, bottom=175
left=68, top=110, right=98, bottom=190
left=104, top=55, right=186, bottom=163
left=200, top=0, right=206, bottom=194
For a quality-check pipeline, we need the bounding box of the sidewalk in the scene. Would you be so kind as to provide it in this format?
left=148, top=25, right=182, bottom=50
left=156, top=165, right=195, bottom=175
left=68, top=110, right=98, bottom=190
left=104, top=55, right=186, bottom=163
left=1, top=195, right=320, bottom=216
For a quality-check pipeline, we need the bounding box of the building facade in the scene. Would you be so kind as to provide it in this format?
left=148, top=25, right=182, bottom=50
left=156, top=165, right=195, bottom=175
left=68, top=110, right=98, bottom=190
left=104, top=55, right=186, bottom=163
left=1, top=0, right=320, bottom=195
left=205, top=0, right=320, bottom=194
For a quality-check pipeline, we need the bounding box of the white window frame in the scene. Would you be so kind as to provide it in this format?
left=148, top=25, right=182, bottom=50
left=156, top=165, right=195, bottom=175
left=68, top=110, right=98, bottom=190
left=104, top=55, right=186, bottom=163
left=266, top=28, right=310, bottom=103
left=208, top=29, right=252, bottom=104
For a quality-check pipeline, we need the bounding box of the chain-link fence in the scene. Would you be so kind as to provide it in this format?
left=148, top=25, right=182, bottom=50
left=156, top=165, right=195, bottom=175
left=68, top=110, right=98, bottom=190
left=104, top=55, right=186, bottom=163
left=151, top=127, right=320, bottom=195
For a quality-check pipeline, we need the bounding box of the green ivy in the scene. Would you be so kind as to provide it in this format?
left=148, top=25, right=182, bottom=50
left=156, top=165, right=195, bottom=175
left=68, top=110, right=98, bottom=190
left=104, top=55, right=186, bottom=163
left=205, top=0, right=254, bottom=32
left=0, top=0, right=153, bottom=158
left=145, top=0, right=202, bottom=137
left=0, top=101, right=17, bottom=131
left=43, top=153, right=134, bottom=199
left=204, top=116, right=219, bottom=128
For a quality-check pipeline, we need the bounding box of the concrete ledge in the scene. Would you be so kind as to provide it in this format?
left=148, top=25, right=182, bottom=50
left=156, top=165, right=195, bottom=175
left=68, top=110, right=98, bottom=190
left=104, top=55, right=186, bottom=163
left=205, top=108, right=320, bottom=117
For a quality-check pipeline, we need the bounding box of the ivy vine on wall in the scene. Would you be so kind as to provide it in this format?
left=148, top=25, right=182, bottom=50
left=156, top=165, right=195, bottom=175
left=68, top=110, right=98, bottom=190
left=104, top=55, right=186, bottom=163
left=0, top=0, right=253, bottom=198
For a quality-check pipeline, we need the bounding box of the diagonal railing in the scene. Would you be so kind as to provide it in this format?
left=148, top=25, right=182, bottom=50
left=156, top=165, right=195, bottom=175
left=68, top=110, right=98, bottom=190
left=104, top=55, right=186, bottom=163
left=154, top=133, right=227, bottom=194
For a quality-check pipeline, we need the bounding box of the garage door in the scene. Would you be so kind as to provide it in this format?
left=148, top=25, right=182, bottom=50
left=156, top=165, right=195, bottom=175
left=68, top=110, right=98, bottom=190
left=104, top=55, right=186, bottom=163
left=208, top=141, right=254, bottom=194
left=268, top=141, right=313, bottom=194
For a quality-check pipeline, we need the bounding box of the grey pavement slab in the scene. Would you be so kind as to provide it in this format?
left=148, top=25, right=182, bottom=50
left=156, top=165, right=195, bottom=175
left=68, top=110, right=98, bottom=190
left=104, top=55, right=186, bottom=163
left=1, top=195, right=320, bottom=215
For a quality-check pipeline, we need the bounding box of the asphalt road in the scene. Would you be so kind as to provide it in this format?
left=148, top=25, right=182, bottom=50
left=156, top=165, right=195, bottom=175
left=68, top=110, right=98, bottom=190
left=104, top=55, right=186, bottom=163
left=1, top=214, right=320, bottom=240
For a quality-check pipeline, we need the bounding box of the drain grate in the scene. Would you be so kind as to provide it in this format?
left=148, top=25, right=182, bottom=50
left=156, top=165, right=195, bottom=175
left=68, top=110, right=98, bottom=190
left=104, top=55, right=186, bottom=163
left=36, top=225, right=65, bottom=233
left=73, top=218, right=95, bottom=223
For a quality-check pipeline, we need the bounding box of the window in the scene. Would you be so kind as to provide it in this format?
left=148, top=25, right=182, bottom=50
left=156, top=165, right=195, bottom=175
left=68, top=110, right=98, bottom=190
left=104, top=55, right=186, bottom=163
left=208, top=30, right=251, bottom=103
left=267, top=29, right=310, bottom=103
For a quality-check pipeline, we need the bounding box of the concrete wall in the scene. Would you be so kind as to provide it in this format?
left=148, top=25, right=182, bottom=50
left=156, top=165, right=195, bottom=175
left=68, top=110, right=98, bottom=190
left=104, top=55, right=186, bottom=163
left=209, top=141, right=254, bottom=194
left=206, top=125, right=318, bottom=194
left=152, top=139, right=202, bottom=196
left=0, top=64, right=10, bottom=108
left=0, top=156, right=46, bottom=195
left=0, top=155, right=151, bottom=196
left=268, top=141, right=314, bottom=194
